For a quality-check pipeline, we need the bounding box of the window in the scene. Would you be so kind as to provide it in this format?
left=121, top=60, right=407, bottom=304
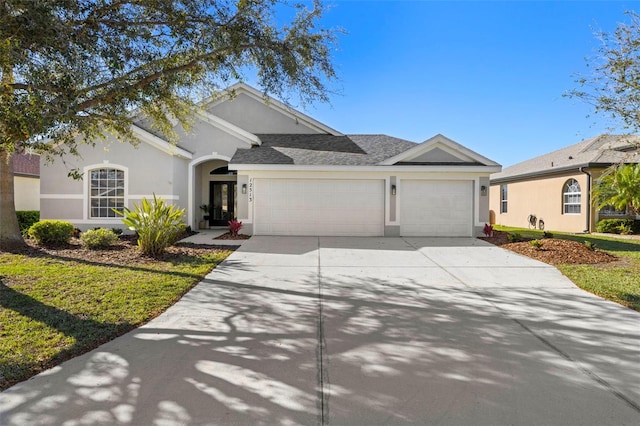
left=90, top=168, right=125, bottom=218
left=599, top=205, right=627, bottom=216
left=500, top=184, right=508, bottom=213
left=563, top=179, right=581, bottom=214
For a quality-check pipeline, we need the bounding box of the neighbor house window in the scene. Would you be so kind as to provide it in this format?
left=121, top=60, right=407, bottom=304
left=563, top=179, right=581, bottom=214
left=500, top=184, right=508, bottom=213
left=90, top=168, right=125, bottom=218
left=599, top=205, right=627, bottom=216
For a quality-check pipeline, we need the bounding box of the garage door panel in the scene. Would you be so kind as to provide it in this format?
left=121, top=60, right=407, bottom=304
left=401, top=180, right=472, bottom=237
left=254, top=179, right=384, bottom=236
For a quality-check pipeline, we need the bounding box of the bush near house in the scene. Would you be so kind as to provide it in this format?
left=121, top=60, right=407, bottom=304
left=117, top=195, right=186, bottom=256
left=596, top=219, right=640, bottom=235
left=27, top=220, right=74, bottom=246
left=16, top=211, right=39, bottom=234
left=80, top=228, right=119, bottom=249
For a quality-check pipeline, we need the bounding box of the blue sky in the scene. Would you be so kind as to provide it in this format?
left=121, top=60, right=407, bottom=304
left=291, top=1, right=639, bottom=168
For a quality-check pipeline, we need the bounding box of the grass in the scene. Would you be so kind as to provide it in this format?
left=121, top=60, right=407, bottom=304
left=0, top=248, right=231, bottom=390
left=496, top=225, right=640, bottom=311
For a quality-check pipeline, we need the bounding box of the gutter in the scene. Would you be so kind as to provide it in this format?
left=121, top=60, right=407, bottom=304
left=490, top=162, right=612, bottom=184
left=579, top=167, right=592, bottom=233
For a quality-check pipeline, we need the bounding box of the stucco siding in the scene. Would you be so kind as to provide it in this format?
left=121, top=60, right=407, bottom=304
left=236, top=169, right=491, bottom=237
left=14, top=176, right=40, bottom=211
left=41, top=135, right=183, bottom=225
left=208, top=93, right=320, bottom=134
left=490, top=173, right=589, bottom=233
left=175, top=120, right=251, bottom=159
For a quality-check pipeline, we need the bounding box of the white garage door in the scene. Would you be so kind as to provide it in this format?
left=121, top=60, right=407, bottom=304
left=400, top=180, right=473, bottom=237
left=254, top=179, right=385, bottom=236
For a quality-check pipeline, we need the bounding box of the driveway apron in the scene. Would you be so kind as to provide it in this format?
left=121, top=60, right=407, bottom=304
left=1, top=236, right=640, bottom=425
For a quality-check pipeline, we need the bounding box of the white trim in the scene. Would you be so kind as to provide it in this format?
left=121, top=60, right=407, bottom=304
left=131, top=125, right=193, bottom=159
left=83, top=163, right=129, bottom=221
left=230, top=164, right=502, bottom=173
left=205, top=83, right=343, bottom=136
left=55, top=219, right=122, bottom=224
left=187, top=154, right=233, bottom=229
left=129, top=194, right=180, bottom=200
left=195, top=110, right=261, bottom=146
left=40, top=194, right=84, bottom=199
left=379, top=134, right=500, bottom=167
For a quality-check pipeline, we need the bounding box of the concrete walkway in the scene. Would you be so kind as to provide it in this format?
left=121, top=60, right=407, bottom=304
left=2, top=237, right=640, bottom=425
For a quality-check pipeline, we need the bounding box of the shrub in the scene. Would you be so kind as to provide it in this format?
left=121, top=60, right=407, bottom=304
left=529, top=239, right=543, bottom=249
left=596, top=219, right=633, bottom=234
left=111, top=228, right=123, bottom=236
left=81, top=228, right=118, bottom=249
left=116, top=195, right=186, bottom=256
left=507, top=232, right=524, bottom=243
left=28, top=220, right=74, bottom=246
left=16, top=210, right=40, bottom=234
left=228, top=220, right=243, bottom=236
left=483, top=223, right=493, bottom=237
left=584, top=240, right=597, bottom=251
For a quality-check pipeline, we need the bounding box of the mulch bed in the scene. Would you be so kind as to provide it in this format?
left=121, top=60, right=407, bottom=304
left=214, top=232, right=251, bottom=240
left=12, top=236, right=229, bottom=267
left=480, top=230, right=618, bottom=265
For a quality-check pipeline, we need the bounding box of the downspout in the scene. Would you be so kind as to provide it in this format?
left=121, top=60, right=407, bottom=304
left=580, top=167, right=591, bottom=233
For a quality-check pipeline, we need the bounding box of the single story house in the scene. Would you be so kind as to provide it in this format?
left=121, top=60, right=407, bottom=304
left=489, top=134, right=640, bottom=233
left=14, top=152, right=40, bottom=211
left=41, top=83, right=501, bottom=237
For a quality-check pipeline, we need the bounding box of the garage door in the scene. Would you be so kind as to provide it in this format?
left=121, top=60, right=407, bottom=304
left=254, top=179, right=384, bottom=236
left=400, top=180, right=472, bottom=237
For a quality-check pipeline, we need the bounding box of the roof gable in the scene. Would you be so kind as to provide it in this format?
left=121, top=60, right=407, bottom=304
left=380, top=134, right=500, bottom=166
left=206, top=83, right=342, bottom=136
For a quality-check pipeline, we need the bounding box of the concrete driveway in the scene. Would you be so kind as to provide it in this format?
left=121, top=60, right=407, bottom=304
left=2, top=237, right=640, bottom=425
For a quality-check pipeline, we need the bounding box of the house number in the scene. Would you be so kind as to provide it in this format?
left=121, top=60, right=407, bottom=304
left=248, top=178, right=254, bottom=202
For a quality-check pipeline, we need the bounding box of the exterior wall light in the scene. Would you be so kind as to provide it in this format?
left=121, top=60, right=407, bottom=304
left=391, top=184, right=397, bottom=196
left=242, top=184, right=247, bottom=194
left=480, top=185, right=487, bottom=196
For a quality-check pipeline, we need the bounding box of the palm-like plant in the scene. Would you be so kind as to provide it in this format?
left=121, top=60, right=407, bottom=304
left=592, top=164, right=640, bottom=217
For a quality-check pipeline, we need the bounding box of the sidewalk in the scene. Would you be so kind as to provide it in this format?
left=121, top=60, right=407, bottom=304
left=178, top=229, right=250, bottom=246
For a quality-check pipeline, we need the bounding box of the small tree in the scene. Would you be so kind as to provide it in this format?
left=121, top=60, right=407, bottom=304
left=567, top=11, right=640, bottom=133
left=592, top=163, right=640, bottom=217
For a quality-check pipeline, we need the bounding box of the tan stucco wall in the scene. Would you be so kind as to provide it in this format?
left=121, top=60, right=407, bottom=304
left=490, top=172, right=589, bottom=233
left=14, top=176, right=40, bottom=211
left=208, top=93, right=320, bottom=134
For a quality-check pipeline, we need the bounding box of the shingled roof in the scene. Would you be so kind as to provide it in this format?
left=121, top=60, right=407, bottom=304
left=13, top=153, right=40, bottom=177
left=230, top=134, right=417, bottom=166
left=491, top=134, right=640, bottom=182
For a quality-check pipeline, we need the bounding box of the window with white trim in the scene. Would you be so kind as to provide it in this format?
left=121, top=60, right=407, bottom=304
left=89, top=168, right=125, bottom=218
left=563, top=179, right=581, bottom=214
left=500, top=184, right=508, bottom=213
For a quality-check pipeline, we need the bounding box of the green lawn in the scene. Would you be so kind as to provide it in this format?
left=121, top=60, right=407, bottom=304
left=0, top=248, right=231, bottom=390
left=495, top=226, right=640, bottom=311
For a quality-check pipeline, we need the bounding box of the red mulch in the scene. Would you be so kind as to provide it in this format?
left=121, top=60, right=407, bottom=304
left=479, top=230, right=618, bottom=265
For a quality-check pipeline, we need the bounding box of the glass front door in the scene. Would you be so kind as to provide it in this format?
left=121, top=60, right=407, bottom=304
left=209, top=181, right=236, bottom=226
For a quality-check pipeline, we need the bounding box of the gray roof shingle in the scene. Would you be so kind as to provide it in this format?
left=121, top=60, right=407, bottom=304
left=230, top=134, right=417, bottom=166
left=491, top=134, right=640, bottom=182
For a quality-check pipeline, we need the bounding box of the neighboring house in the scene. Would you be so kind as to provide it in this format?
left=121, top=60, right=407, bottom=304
left=490, top=134, right=640, bottom=233
left=13, top=152, right=40, bottom=211
left=40, top=83, right=501, bottom=237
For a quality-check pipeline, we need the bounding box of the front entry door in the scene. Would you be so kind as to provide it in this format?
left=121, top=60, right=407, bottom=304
left=209, top=181, right=236, bottom=226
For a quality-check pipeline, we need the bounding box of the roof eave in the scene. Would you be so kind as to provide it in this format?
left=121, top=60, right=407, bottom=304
left=490, top=163, right=615, bottom=184
left=230, top=163, right=502, bottom=173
